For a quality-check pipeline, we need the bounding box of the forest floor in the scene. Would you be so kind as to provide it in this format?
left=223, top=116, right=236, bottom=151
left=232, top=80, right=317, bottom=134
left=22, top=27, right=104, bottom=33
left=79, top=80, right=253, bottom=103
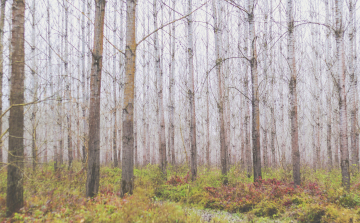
left=1, top=163, right=360, bottom=222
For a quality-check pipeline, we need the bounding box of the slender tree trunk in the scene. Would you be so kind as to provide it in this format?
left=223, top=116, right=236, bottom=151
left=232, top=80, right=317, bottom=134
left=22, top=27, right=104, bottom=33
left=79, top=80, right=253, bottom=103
left=7, top=0, right=25, bottom=215
left=112, top=0, right=118, bottom=168
left=212, top=0, right=227, bottom=179
left=287, top=0, right=300, bottom=186
left=349, top=0, right=358, bottom=170
left=81, top=0, right=87, bottom=165
left=121, top=0, right=137, bottom=197
left=47, top=0, right=52, bottom=165
left=325, top=0, right=332, bottom=169
left=64, top=0, right=72, bottom=170
left=188, top=0, right=197, bottom=181
left=86, top=0, right=106, bottom=197
left=141, top=7, right=147, bottom=166
left=118, top=0, right=124, bottom=166
left=153, top=0, right=166, bottom=176
left=262, top=0, right=269, bottom=168
left=205, top=0, right=210, bottom=169
left=248, top=0, right=261, bottom=181
left=0, top=0, right=6, bottom=166
left=335, top=0, right=350, bottom=190
left=243, top=4, right=252, bottom=175
left=169, top=0, right=176, bottom=166
left=31, top=0, right=38, bottom=171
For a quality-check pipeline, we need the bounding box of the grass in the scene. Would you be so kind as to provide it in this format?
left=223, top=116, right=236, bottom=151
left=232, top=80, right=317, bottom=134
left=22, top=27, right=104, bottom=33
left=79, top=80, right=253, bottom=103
left=1, top=163, right=360, bottom=222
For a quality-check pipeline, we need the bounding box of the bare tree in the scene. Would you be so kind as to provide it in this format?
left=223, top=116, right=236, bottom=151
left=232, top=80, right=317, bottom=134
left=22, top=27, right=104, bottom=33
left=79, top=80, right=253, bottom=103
left=325, top=0, right=332, bottom=169
left=335, top=0, right=350, bottom=190
left=349, top=0, right=358, bottom=170
left=287, top=0, right=300, bottom=186
left=212, top=0, right=228, bottom=179
left=7, top=0, right=25, bottom=215
left=112, top=0, right=118, bottom=168
left=169, top=0, right=176, bottom=166
left=248, top=0, right=261, bottom=181
left=187, top=0, right=197, bottom=181
left=31, top=0, right=38, bottom=171
left=153, top=0, right=166, bottom=176
left=121, top=0, right=137, bottom=197
left=0, top=0, right=6, bottom=166
left=86, top=0, right=106, bottom=197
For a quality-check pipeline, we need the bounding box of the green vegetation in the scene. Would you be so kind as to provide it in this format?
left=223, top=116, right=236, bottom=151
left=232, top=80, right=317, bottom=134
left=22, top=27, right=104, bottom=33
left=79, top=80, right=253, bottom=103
left=1, top=164, right=360, bottom=222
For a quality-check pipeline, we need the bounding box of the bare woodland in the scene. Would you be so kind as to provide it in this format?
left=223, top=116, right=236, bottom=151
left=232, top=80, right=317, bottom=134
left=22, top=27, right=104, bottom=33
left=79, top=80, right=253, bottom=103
left=0, top=0, right=359, bottom=217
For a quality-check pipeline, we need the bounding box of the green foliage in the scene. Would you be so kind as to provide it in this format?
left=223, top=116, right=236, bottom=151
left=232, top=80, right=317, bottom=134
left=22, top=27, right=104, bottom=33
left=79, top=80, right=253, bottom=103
left=2, top=164, right=360, bottom=222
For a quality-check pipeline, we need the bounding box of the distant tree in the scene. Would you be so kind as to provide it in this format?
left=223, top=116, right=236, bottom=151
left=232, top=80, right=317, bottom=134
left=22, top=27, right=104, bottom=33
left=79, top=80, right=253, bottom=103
left=287, top=0, right=300, bottom=187
left=335, top=0, right=350, bottom=190
left=247, top=0, right=261, bottom=181
left=187, top=0, right=197, bottom=181
left=0, top=0, right=6, bottom=166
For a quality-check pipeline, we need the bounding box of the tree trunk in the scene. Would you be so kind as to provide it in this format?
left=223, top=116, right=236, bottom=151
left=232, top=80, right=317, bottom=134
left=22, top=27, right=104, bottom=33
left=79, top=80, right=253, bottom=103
left=349, top=0, right=358, bottom=170
left=212, top=0, right=228, bottom=179
left=325, top=0, right=332, bottom=170
left=153, top=0, right=167, bottom=176
left=47, top=0, right=52, bottom=165
left=248, top=0, right=261, bottom=181
left=112, top=0, right=118, bottom=168
left=81, top=0, right=87, bottom=165
left=64, top=0, right=72, bottom=170
left=335, top=0, right=350, bottom=190
left=121, top=0, right=137, bottom=197
left=7, top=0, right=25, bottom=215
left=169, top=0, right=176, bottom=166
left=188, top=0, right=197, bottom=181
left=205, top=0, right=210, bottom=169
left=86, top=0, right=106, bottom=197
left=287, top=0, right=300, bottom=187
left=0, top=0, right=6, bottom=166
left=31, top=0, right=38, bottom=171
left=243, top=4, right=252, bottom=175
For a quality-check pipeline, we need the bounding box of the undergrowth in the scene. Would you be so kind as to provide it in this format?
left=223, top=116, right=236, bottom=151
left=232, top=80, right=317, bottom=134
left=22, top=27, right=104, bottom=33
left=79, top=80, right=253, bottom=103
left=1, top=163, right=360, bottom=222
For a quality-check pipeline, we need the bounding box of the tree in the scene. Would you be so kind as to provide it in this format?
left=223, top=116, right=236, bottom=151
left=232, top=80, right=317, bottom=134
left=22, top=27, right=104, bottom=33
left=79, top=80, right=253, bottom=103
left=153, top=0, right=166, bottom=176
left=121, top=0, right=137, bottom=197
left=187, top=0, right=197, bottom=181
left=112, top=0, right=118, bottom=168
left=205, top=0, right=210, bottom=168
left=248, top=0, right=261, bottom=181
left=212, top=0, right=228, bottom=179
left=86, top=0, right=106, bottom=197
left=0, top=0, right=6, bottom=166
left=287, top=0, right=300, bottom=186
left=349, top=0, right=358, bottom=170
left=325, top=0, right=332, bottom=169
left=335, top=0, right=350, bottom=190
left=7, top=0, right=25, bottom=215
left=81, top=0, right=87, bottom=165
left=169, top=0, right=176, bottom=166
left=31, top=0, right=38, bottom=171
left=64, top=0, right=73, bottom=170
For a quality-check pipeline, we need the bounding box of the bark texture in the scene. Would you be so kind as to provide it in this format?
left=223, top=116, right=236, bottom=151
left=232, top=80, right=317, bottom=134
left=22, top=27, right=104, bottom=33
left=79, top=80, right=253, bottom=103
left=212, top=0, right=228, bottom=179
left=121, top=0, right=137, bottom=197
left=287, top=0, right=300, bottom=186
left=188, top=0, right=197, bottom=181
left=0, top=0, right=6, bottom=166
left=248, top=0, right=261, bottom=181
left=335, top=0, right=350, bottom=190
left=7, top=0, right=25, bottom=215
left=86, top=0, right=106, bottom=197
